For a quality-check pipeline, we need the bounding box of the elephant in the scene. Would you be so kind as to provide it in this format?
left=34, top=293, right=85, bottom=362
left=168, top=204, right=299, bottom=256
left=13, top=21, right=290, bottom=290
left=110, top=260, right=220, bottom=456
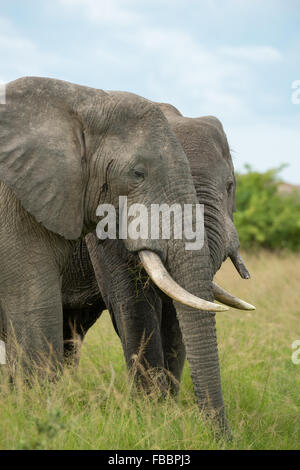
left=61, top=102, right=255, bottom=435
left=0, top=77, right=222, bottom=379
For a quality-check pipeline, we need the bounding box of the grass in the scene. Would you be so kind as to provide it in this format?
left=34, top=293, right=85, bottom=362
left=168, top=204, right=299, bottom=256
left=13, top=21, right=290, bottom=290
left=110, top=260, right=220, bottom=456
left=0, top=250, right=300, bottom=450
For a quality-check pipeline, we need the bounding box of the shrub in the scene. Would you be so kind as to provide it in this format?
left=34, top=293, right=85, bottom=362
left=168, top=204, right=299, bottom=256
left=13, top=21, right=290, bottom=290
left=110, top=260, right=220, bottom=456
left=235, top=165, right=300, bottom=251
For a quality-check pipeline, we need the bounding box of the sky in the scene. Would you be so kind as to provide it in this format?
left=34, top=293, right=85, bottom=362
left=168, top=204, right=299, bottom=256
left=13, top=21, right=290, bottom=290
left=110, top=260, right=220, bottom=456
left=0, top=0, right=299, bottom=183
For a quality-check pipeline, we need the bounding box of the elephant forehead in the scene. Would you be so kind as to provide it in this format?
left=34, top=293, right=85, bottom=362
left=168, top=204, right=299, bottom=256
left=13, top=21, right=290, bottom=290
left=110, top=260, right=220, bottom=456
left=108, top=94, right=183, bottom=143
left=190, top=153, right=233, bottom=184
left=107, top=92, right=165, bottom=128
left=167, top=120, right=232, bottom=170
left=104, top=115, right=185, bottom=165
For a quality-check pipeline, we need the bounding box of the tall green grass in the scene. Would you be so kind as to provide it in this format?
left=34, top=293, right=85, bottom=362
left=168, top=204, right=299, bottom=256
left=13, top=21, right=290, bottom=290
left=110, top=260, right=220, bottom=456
left=0, top=251, right=299, bottom=450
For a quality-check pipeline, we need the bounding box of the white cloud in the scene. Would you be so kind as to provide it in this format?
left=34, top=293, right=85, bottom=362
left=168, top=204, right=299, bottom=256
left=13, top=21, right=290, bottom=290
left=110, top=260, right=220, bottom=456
left=95, top=47, right=125, bottom=66
left=228, top=122, right=300, bottom=184
left=58, top=0, right=141, bottom=25
left=55, top=0, right=287, bottom=121
left=0, top=1, right=298, bottom=182
left=220, top=46, right=282, bottom=62
left=0, top=18, right=39, bottom=81
left=0, top=16, right=67, bottom=82
left=0, top=18, right=35, bottom=52
left=117, top=27, right=252, bottom=117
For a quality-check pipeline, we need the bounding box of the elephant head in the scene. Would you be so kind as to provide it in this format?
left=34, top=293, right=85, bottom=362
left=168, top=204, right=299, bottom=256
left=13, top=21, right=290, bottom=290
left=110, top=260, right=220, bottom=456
left=157, top=103, right=250, bottom=279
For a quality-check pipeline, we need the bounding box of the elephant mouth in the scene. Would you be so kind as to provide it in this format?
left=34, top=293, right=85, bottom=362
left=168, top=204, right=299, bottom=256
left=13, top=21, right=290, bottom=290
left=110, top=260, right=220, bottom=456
left=139, top=250, right=255, bottom=312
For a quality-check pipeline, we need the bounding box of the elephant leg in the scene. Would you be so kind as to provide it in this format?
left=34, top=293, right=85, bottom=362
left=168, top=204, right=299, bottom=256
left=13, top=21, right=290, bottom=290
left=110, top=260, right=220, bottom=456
left=63, top=299, right=106, bottom=366
left=63, top=309, right=81, bottom=366
left=111, top=295, right=165, bottom=393
left=161, top=294, right=186, bottom=396
left=1, top=273, right=64, bottom=377
left=0, top=216, right=71, bottom=377
left=86, top=235, right=167, bottom=394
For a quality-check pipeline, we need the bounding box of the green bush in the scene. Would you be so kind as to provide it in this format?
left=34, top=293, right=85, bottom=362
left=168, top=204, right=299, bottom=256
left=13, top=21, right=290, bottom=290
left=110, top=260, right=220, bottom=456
left=235, top=165, right=300, bottom=251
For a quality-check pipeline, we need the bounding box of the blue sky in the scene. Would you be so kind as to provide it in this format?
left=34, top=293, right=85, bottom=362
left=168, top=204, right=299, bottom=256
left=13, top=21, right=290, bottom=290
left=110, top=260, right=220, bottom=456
left=1, top=0, right=299, bottom=182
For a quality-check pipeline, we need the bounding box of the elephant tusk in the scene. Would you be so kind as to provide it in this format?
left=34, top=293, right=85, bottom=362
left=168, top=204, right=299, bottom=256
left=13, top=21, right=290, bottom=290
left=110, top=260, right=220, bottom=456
left=230, top=251, right=251, bottom=279
left=213, top=282, right=255, bottom=311
left=139, top=250, right=228, bottom=312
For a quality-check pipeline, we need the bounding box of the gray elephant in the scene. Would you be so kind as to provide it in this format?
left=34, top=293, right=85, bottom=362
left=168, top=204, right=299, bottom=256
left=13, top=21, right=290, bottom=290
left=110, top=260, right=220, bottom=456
left=62, top=102, right=255, bottom=435
left=0, top=77, right=219, bottom=378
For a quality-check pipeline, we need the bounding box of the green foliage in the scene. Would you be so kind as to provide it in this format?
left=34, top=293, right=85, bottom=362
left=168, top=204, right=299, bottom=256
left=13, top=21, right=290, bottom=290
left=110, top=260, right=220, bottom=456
left=235, top=165, right=300, bottom=251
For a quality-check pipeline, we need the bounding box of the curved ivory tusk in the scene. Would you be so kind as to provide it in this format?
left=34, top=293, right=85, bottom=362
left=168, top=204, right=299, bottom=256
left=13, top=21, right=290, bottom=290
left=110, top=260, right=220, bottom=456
left=230, top=251, right=251, bottom=279
left=213, top=282, right=255, bottom=310
left=139, top=250, right=228, bottom=312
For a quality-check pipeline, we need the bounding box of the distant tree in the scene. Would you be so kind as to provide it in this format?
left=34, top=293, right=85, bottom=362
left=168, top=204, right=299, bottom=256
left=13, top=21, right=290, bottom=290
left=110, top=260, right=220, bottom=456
left=235, top=165, right=300, bottom=251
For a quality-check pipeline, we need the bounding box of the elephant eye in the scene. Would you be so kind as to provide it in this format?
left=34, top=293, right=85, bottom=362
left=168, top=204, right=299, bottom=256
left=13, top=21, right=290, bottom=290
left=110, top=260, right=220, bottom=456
left=133, top=169, right=145, bottom=180
left=130, top=164, right=147, bottom=184
left=227, top=181, right=233, bottom=193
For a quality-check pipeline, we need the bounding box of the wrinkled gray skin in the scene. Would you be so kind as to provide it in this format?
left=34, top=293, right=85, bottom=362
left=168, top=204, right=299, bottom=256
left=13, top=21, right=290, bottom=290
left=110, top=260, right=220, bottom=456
left=0, top=78, right=209, bottom=393
left=62, top=103, right=241, bottom=434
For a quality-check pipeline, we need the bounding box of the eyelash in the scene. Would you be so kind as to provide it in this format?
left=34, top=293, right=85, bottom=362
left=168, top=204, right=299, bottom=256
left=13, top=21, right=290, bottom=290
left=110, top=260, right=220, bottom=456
left=227, top=182, right=233, bottom=193
left=134, top=170, right=145, bottom=179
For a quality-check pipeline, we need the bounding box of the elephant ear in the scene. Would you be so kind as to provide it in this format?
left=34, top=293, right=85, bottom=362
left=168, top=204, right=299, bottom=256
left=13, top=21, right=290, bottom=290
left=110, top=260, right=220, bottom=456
left=196, top=115, right=234, bottom=170
left=0, top=77, right=86, bottom=240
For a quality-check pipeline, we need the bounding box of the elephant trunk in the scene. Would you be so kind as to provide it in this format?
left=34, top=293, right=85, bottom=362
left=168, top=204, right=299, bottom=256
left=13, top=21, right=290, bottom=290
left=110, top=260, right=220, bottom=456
left=166, top=239, right=230, bottom=434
